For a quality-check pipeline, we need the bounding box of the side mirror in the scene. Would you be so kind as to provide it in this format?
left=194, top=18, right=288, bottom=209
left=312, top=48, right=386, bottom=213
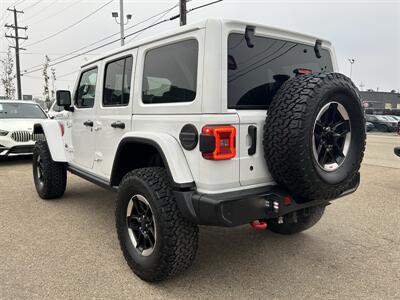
left=56, top=90, right=74, bottom=112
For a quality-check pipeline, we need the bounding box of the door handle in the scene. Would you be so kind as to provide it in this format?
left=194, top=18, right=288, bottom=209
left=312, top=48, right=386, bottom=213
left=248, top=125, right=257, bottom=156
left=111, top=121, right=125, bottom=129
left=83, top=120, right=94, bottom=127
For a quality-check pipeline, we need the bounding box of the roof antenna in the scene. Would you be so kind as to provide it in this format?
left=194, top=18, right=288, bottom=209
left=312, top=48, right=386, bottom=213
left=314, top=39, right=322, bottom=58
left=245, top=25, right=255, bottom=48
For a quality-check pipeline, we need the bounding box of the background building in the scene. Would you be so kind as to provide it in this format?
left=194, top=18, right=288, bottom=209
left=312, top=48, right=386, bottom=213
left=360, top=91, right=400, bottom=110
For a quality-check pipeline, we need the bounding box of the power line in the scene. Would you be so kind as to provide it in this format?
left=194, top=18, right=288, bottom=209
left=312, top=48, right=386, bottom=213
left=126, top=3, right=179, bottom=43
left=25, top=0, right=115, bottom=47
left=22, top=0, right=58, bottom=23
left=57, top=69, right=80, bottom=78
left=23, top=74, right=74, bottom=82
left=22, top=0, right=223, bottom=75
left=22, top=3, right=179, bottom=72
left=1, top=51, right=101, bottom=55
left=27, top=0, right=82, bottom=26
left=22, top=19, right=175, bottom=75
left=21, top=0, right=45, bottom=12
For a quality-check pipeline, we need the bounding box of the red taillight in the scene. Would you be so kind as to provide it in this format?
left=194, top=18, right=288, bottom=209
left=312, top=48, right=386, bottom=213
left=200, top=125, right=236, bottom=160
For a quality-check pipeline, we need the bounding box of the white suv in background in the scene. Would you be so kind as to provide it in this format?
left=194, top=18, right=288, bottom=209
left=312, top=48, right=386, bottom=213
left=32, top=19, right=366, bottom=282
left=0, top=100, right=47, bottom=157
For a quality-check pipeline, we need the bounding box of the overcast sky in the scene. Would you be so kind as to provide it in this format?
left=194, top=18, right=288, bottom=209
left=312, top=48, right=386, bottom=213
left=0, top=0, right=399, bottom=97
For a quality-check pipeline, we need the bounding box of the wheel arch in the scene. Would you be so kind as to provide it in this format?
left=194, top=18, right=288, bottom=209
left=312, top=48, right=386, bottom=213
left=110, top=135, right=195, bottom=190
left=33, top=120, right=67, bottom=162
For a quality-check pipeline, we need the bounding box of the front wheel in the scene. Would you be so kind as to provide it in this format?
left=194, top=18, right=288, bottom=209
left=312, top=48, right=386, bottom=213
left=33, top=141, right=67, bottom=199
left=116, top=167, right=199, bottom=282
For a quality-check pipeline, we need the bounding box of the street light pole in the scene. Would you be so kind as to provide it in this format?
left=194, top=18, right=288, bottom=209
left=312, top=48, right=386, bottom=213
left=180, top=0, right=187, bottom=26
left=348, top=58, right=355, bottom=79
left=112, top=1, right=132, bottom=46
left=119, top=0, right=124, bottom=46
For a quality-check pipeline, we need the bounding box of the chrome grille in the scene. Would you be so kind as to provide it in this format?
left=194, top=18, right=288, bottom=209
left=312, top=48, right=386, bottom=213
left=11, top=131, right=31, bottom=142
left=32, top=133, right=45, bottom=141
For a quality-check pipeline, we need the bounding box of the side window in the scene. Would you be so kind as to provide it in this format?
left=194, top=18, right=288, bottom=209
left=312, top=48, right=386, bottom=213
left=103, top=56, right=133, bottom=106
left=142, top=39, right=198, bottom=104
left=75, top=68, right=98, bottom=108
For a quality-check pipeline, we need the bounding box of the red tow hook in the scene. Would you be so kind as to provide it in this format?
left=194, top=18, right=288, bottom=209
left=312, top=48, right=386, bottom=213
left=250, top=220, right=267, bottom=230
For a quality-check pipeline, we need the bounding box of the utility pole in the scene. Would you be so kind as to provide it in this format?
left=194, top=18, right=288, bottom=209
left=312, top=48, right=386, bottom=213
left=5, top=7, right=28, bottom=100
left=112, top=0, right=132, bottom=46
left=180, top=0, right=187, bottom=26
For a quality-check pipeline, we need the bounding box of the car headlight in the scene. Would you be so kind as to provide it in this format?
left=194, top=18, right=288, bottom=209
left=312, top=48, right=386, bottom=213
left=0, top=129, right=9, bottom=136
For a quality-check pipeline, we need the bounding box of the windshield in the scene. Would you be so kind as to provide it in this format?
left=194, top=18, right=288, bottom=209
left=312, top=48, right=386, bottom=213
left=0, top=103, right=47, bottom=119
left=228, top=33, right=333, bottom=109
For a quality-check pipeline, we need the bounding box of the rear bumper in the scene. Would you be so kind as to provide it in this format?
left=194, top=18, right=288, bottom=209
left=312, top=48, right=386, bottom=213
left=175, top=173, right=360, bottom=227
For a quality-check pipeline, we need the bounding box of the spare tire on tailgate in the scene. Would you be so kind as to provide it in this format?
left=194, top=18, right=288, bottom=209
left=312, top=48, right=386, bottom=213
left=263, top=73, right=365, bottom=200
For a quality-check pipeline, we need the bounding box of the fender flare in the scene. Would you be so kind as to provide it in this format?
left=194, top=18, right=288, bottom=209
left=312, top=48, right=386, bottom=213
left=33, top=120, right=67, bottom=162
left=111, top=132, right=195, bottom=189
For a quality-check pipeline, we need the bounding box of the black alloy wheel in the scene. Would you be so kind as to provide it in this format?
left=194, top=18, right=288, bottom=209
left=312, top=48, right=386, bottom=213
left=313, top=101, right=351, bottom=172
left=126, top=194, right=156, bottom=256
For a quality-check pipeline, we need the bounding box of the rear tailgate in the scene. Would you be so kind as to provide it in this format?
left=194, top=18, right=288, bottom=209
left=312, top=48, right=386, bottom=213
left=237, top=110, right=275, bottom=186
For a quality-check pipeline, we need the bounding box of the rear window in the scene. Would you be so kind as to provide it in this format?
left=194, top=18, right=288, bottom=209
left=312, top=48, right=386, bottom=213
left=142, top=39, right=198, bottom=104
left=103, top=56, right=133, bottom=106
left=228, top=33, right=333, bottom=109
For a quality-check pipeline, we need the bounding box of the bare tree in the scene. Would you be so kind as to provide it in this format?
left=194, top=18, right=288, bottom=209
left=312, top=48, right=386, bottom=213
left=0, top=47, right=16, bottom=99
left=50, top=67, right=56, bottom=102
left=42, top=55, right=51, bottom=109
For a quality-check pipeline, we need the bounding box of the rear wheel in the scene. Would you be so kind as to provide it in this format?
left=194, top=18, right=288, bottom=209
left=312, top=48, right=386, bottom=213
left=116, top=167, right=198, bottom=282
left=33, top=141, right=67, bottom=199
left=267, top=206, right=325, bottom=235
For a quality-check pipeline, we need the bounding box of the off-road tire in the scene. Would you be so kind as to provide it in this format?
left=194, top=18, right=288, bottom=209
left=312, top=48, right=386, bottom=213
left=116, top=167, right=199, bottom=282
left=268, top=205, right=325, bottom=235
left=32, top=140, right=67, bottom=199
left=263, top=73, right=365, bottom=200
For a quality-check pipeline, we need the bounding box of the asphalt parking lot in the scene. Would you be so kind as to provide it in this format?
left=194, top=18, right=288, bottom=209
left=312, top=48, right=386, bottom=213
left=1, top=134, right=399, bottom=299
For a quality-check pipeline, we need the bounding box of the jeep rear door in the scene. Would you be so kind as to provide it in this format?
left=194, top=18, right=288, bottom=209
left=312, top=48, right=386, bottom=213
left=93, top=50, right=137, bottom=179
left=227, top=32, right=334, bottom=186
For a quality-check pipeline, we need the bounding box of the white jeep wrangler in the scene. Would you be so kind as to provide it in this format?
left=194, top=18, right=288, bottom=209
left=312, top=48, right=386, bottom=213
left=32, top=19, right=365, bottom=282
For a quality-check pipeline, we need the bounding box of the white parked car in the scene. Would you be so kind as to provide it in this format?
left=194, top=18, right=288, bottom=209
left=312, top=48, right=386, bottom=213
left=0, top=100, right=47, bottom=157
left=32, top=19, right=366, bottom=282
